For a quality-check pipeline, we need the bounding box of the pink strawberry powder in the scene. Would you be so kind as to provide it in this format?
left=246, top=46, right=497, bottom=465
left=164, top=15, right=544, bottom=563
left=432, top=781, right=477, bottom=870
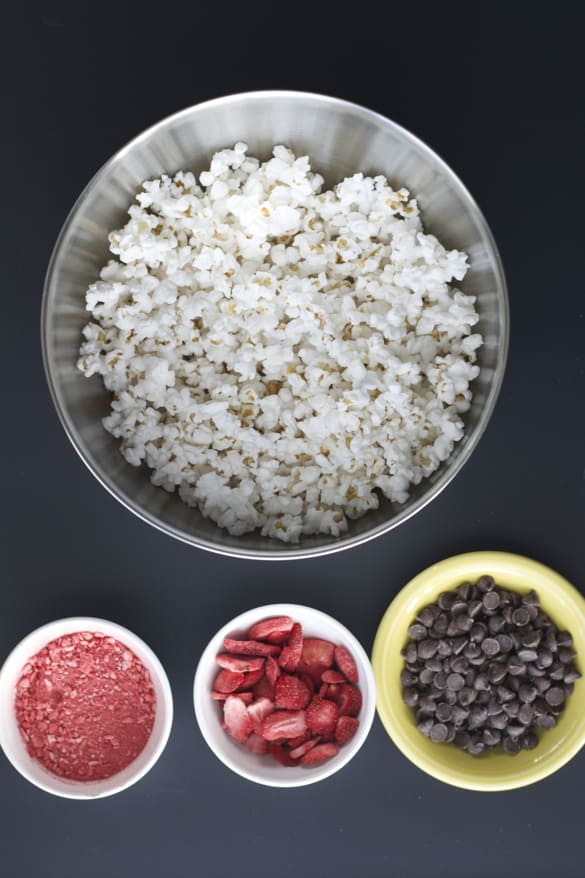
left=15, top=631, right=155, bottom=781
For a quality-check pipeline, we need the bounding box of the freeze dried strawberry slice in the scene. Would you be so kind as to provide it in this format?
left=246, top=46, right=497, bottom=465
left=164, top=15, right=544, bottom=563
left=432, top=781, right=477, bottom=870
left=223, top=695, right=253, bottom=743
left=211, top=690, right=253, bottom=703
left=337, top=683, right=362, bottom=717
left=299, top=673, right=315, bottom=695
left=247, top=697, right=275, bottom=734
left=213, top=670, right=245, bottom=694
left=299, top=743, right=339, bottom=765
left=297, top=638, right=335, bottom=682
left=326, top=683, right=341, bottom=703
left=253, top=676, right=276, bottom=701
left=336, top=715, right=359, bottom=745
left=261, top=710, right=307, bottom=741
left=248, top=616, right=294, bottom=642
left=223, top=638, right=281, bottom=657
left=268, top=744, right=297, bottom=766
left=275, top=674, right=311, bottom=710
left=321, top=670, right=346, bottom=684
left=290, top=737, right=321, bottom=759
left=278, top=623, right=303, bottom=671
left=265, top=656, right=280, bottom=687
left=235, top=667, right=265, bottom=691
left=245, top=732, right=268, bottom=755
left=216, top=654, right=265, bottom=673
left=306, top=698, right=339, bottom=737
left=318, top=683, right=328, bottom=699
left=286, top=730, right=311, bottom=749
left=334, top=646, right=359, bottom=684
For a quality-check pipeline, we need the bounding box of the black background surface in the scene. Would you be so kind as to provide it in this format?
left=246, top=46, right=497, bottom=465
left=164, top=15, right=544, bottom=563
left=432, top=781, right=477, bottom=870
left=2, top=2, right=584, bottom=876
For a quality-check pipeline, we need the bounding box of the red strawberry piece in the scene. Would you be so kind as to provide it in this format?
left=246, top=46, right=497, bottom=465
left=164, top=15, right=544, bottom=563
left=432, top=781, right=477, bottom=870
left=278, top=623, right=303, bottom=672
left=334, top=646, right=359, bottom=684
left=265, top=656, right=281, bottom=687
left=306, top=697, right=339, bottom=737
left=248, top=616, right=294, bottom=642
left=326, top=683, right=341, bottom=702
left=235, top=667, right=265, bottom=691
left=318, top=683, right=329, bottom=699
left=223, top=638, right=281, bottom=657
left=337, top=683, right=362, bottom=717
left=216, top=654, right=265, bottom=673
left=275, top=674, right=311, bottom=710
left=336, top=715, right=360, bottom=745
left=245, top=732, right=268, bottom=755
left=297, top=638, right=335, bottom=683
left=299, top=742, right=339, bottom=765
left=268, top=744, right=296, bottom=766
left=286, top=730, right=311, bottom=749
left=253, top=676, right=276, bottom=701
left=223, top=695, right=253, bottom=743
left=261, top=710, right=307, bottom=742
left=247, top=697, right=275, bottom=734
left=290, top=737, right=321, bottom=759
left=213, top=669, right=245, bottom=694
left=211, top=690, right=254, bottom=703
left=321, top=669, right=346, bottom=684
left=299, top=672, right=315, bottom=695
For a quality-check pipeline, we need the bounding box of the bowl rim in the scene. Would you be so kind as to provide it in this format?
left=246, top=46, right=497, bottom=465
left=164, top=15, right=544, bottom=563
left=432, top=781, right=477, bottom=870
left=0, top=616, right=174, bottom=799
left=193, top=602, right=376, bottom=787
left=372, top=551, right=585, bottom=791
left=41, top=89, right=510, bottom=560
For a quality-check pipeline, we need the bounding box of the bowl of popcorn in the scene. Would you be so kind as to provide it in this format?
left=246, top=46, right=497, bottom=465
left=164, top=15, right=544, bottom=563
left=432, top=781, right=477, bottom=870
left=372, top=552, right=585, bottom=791
left=193, top=604, right=376, bottom=786
left=42, top=91, right=508, bottom=559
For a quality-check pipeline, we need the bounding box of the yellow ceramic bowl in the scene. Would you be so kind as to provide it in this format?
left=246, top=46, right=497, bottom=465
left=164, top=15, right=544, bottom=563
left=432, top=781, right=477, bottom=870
left=372, top=551, right=585, bottom=791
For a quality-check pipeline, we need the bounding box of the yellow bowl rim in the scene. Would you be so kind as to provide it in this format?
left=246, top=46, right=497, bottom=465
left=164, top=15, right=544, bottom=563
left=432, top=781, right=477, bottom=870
left=372, top=550, right=585, bottom=791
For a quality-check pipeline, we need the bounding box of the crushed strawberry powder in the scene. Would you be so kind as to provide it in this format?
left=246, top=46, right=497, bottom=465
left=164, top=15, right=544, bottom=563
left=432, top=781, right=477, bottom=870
left=15, top=631, right=155, bottom=781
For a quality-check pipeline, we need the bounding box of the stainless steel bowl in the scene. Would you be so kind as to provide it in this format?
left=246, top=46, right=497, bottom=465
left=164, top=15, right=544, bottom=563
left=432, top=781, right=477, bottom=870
left=42, top=91, right=508, bottom=560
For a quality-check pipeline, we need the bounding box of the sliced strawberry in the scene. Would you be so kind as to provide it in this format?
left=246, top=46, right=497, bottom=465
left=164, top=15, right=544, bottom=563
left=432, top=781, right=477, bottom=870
left=275, top=674, right=311, bottom=710
left=212, top=690, right=254, bottom=703
left=223, top=638, right=281, bottom=657
left=235, top=667, right=265, bottom=691
left=248, top=616, right=294, bottom=642
left=223, top=695, right=253, bottom=743
left=253, top=676, right=276, bottom=701
left=334, top=646, right=359, bottom=684
left=336, top=715, right=359, bottom=745
left=326, top=683, right=341, bottom=702
left=290, top=737, right=321, bottom=759
left=247, top=697, right=275, bottom=734
left=299, top=672, right=315, bottom=695
left=265, top=656, right=281, bottom=687
left=318, top=683, right=329, bottom=699
left=337, top=683, right=362, bottom=717
left=306, top=697, right=339, bottom=737
left=245, top=732, right=268, bottom=755
left=297, top=638, right=335, bottom=683
left=213, top=669, right=245, bottom=694
left=278, top=623, right=303, bottom=671
left=268, top=744, right=296, bottom=766
left=299, top=743, right=339, bottom=765
left=321, top=669, right=346, bottom=684
left=216, top=654, right=265, bottom=673
left=261, top=710, right=307, bottom=741
left=286, top=730, right=311, bottom=749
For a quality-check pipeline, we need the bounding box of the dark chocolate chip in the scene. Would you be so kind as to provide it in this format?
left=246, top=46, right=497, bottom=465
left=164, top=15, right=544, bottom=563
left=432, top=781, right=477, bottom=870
left=438, top=591, right=455, bottom=611
left=476, top=575, right=495, bottom=593
left=401, top=669, right=417, bottom=687
left=517, top=649, right=538, bottom=664
left=518, top=704, right=533, bottom=726
left=482, top=591, right=500, bottom=612
left=518, top=684, right=537, bottom=703
left=417, top=718, right=434, bottom=736
left=430, top=723, right=449, bottom=743
left=468, top=600, right=483, bottom=618
left=452, top=637, right=468, bottom=655
left=487, top=662, right=508, bottom=684
left=497, top=634, right=514, bottom=653
left=481, top=637, right=501, bottom=657
left=489, top=713, right=509, bottom=730
left=545, top=686, right=565, bottom=707
left=470, top=623, right=487, bottom=643
left=536, top=649, right=553, bottom=669
left=484, top=728, right=501, bottom=747
left=520, top=629, right=542, bottom=649
left=456, top=582, right=473, bottom=600
left=536, top=714, right=556, bottom=730
left=419, top=668, right=435, bottom=686
left=436, top=702, right=453, bottom=723
left=503, top=736, right=521, bottom=755
left=447, top=673, right=465, bottom=692
left=408, top=623, right=427, bottom=641
left=564, top=668, right=581, bottom=684
left=522, top=732, right=539, bottom=749
left=458, top=687, right=477, bottom=707
left=455, top=615, right=473, bottom=633
left=416, top=606, right=437, bottom=628
left=488, top=615, right=506, bottom=635
left=418, top=639, right=438, bottom=660
left=454, top=731, right=470, bottom=748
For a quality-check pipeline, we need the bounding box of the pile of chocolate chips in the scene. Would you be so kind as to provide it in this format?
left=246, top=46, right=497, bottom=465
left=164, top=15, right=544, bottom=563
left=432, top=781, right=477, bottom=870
left=401, top=576, right=580, bottom=755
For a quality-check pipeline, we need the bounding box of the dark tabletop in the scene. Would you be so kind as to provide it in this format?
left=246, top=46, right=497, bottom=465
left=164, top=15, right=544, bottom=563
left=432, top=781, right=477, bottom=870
left=2, top=2, right=584, bottom=876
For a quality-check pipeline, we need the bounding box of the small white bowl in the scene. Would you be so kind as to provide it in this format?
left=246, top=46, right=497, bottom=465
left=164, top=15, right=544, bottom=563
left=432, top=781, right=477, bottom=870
left=0, top=617, right=173, bottom=799
left=193, top=603, right=376, bottom=787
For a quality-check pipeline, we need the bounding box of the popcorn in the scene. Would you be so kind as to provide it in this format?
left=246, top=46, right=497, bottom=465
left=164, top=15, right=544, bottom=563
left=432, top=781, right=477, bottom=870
left=78, top=144, right=482, bottom=542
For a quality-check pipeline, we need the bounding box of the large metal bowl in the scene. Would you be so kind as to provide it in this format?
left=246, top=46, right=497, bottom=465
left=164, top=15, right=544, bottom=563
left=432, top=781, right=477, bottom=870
left=42, top=91, right=508, bottom=560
